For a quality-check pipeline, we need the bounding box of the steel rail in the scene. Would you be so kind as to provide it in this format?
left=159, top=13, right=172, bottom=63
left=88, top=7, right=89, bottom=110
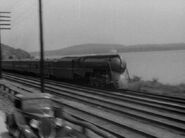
left=3, top=73, right=185, bottom=138
left=1, top=78, right=156, bottom=138
left=3, top=73, right=185, bottom=117
left=4, top=73, right=185, bottom=114
left=4, top=72, right=185, bottom=105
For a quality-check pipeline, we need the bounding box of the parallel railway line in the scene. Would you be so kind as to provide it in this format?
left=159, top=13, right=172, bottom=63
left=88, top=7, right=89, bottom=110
left=4, top=72, right=185, bottom=105
left=2, top=73, right=185, bottom=138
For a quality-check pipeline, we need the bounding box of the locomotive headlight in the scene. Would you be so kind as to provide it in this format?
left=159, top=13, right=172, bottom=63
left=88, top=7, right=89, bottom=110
left=30, top=119, right=39, bottom=128
left=55, top=118, right=63, bottom=127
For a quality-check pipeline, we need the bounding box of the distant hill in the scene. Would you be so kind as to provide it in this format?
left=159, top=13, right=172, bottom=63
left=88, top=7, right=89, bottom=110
left=123, top=43, right=185, bottom=52
left=30, top=43, right=185, bottom=58
left=1, top=43, right=32, bottom=60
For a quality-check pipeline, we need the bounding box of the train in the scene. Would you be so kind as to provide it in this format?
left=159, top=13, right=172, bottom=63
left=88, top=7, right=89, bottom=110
left=2, top=54, right=130, bottom=89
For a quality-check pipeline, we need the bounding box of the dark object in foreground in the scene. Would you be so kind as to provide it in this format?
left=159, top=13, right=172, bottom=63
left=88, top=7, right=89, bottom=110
left=5, top=93, right=88, bottom=138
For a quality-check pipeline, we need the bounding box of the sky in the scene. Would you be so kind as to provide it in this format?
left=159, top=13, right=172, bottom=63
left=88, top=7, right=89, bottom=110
left=0, top=0, right=185, bottom=52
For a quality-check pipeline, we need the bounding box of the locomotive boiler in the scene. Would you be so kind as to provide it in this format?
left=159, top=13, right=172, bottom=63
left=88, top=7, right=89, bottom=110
left=2, top=54, right=130, bottom=89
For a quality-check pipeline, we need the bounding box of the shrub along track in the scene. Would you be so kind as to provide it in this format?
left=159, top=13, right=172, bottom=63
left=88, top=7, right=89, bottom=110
left=3, top=73, right=185, bottom=138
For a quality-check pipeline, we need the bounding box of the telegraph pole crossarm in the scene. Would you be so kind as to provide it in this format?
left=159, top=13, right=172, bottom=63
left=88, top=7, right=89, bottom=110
left=0, top=19, right=11, bottom=22
left=0, top=16, right=10, bottom=18
left=0, top=28, right=11, bottom=30
left=0, top=12, right=11, bottom=14
left=0, top=12, right=11, bottom=79
left=0, top=24, right=11, bottom=26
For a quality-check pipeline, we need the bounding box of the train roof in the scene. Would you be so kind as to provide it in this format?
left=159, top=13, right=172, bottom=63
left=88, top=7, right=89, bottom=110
left=63, top=53, right=120, bottom=58
left=60, top=53, right=121, bottom=59
left=2, top=53, right=122, bottom=62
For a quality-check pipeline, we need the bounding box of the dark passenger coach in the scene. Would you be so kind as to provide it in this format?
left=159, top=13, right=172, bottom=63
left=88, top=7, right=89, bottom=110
left=2, top=54, right=130, bottom=89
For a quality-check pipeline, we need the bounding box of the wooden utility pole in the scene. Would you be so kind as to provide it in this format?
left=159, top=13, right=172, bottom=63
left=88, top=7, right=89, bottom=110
left=38, top=0, right=45, bottom=92
left=0, top=12, right=11, bottom=79
left=0, top=23, right=1, bottom=79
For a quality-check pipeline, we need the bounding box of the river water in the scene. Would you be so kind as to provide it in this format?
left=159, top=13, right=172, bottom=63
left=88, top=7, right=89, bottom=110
left=121, top=50, right=185, bottom=85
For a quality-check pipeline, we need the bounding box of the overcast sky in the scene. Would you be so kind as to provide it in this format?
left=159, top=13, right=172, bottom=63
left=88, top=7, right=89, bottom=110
left=0, top=0, right=185, bottom=52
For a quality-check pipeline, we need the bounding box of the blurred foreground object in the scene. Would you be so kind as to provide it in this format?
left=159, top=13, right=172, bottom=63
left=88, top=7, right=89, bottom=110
left=5, top=93, right=88, bottom=138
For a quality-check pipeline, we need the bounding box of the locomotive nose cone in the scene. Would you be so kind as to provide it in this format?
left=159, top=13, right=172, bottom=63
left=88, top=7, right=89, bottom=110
left=38, top=118, right=56, bottom=138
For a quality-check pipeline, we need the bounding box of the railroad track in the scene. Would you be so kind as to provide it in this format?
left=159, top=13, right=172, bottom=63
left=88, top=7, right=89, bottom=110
left=4, top=72, right=185, bottom=105
left=3, top=73, right=185, bottom=138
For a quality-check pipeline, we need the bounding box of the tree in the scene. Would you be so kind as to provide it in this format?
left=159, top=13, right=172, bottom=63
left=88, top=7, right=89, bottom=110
left=8, top=56, right=13, bottom=59
left=132, top=75, right=141, bottom=82
left=152, top=78, right=159, bottom=83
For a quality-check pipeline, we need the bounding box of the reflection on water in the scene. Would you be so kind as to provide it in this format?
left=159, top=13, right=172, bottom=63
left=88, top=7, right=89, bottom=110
left=121, top=50, right=185, bottom=85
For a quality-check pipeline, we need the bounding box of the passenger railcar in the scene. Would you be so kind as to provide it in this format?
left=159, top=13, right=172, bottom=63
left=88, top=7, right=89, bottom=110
left=2, top=54, right=130, bottom=89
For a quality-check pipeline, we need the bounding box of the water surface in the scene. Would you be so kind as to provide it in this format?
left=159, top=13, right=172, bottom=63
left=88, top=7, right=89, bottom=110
left=121, top=50, right=185, bottom=85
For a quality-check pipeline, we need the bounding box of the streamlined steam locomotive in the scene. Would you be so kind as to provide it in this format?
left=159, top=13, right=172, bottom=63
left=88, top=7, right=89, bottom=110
left=2, top=54, right=130, bottom=89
